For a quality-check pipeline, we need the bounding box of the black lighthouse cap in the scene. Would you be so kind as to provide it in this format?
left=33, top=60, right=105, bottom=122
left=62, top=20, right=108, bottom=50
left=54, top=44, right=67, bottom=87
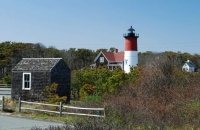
left=128, top=26, right=135, bottom=33
left=123, top=26, right=139, bottom=38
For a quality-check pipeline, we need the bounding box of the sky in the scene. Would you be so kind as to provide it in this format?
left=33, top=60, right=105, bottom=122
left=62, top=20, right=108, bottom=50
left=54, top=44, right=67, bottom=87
left=0, top=0, right=200, bottom=54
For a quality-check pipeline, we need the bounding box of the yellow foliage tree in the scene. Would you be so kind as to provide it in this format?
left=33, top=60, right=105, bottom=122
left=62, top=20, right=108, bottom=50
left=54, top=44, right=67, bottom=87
left=41, top=82, right=67, bottom=104
left=80, top=84, right=96, bottom=100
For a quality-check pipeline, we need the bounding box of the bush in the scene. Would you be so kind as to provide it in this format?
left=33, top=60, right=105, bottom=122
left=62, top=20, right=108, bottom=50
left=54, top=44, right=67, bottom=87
left=41, top=83, right=67, bottom=104
left=1, top=75, right=11, bottom=84
left=103, top=66, right=200, bottom=128
left=80, top=84, right=96, bottom=100
left=84, top=94, right=101, bottom=101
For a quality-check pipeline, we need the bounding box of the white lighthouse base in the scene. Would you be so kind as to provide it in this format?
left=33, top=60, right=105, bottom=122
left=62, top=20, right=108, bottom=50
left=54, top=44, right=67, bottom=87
left=124, top=51, right=138, bottom=73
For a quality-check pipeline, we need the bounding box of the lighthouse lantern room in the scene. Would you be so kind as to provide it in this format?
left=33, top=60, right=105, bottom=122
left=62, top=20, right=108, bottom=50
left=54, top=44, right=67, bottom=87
left=123, top=26, right=139, bottom=73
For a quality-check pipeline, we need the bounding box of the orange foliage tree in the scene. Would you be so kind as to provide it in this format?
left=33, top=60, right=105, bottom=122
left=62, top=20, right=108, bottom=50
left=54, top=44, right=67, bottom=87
left=80, top=84, right=96, bottom=100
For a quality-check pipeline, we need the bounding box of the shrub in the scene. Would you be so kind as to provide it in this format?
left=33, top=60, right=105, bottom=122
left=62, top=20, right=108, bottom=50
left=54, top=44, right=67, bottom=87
left=80, top=84, right=96, bottom=100
left=41, top=83, right=67, bottom=104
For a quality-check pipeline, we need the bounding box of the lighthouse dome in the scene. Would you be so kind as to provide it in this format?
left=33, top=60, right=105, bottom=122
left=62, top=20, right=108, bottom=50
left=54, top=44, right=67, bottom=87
left=124, top=26, right=139, bottom=38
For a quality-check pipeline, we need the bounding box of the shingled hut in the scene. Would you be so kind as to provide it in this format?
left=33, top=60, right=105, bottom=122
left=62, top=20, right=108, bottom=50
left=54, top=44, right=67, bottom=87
left=12, top=58, right=71, bottom=102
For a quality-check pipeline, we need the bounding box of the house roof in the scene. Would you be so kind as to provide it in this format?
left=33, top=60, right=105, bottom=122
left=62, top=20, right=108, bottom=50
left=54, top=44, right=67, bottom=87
left=12, top=58, right=62, bottom=71
left=94, top=51, right=124, bottom=62
left=185, top=60, right=195, bottom=67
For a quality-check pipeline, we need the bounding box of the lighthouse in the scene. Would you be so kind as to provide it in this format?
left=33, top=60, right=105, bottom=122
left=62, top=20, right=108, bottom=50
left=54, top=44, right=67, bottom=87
left=123, top=26, right=139, bottom=73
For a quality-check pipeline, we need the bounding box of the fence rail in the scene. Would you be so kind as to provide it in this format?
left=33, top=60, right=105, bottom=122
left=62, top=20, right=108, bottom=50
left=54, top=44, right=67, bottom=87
left=0, top=96, right=5, bottom=111
left=0, top=84, right=11, bottom=88
left=62, top=105, right=105, bottom=117
left=19, top=98, right=105, bottom=118
left=0, top=84, right=11, bottom=96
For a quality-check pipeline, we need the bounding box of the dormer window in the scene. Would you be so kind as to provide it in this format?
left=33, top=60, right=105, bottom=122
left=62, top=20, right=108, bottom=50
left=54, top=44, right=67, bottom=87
left=100, top=57, right=104, bottom=63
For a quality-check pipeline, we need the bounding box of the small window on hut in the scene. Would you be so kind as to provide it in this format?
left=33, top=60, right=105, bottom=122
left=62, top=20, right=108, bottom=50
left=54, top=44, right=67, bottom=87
left=22, top=73, right=31, bottom=90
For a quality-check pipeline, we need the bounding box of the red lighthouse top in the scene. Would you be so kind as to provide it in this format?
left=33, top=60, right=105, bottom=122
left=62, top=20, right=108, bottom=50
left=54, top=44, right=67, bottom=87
left=123, top=26, right=139, bottom=51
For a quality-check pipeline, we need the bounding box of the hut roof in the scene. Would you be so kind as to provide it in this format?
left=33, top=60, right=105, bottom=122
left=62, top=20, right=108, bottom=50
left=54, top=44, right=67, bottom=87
left=12, top=58, right=62, bottom=71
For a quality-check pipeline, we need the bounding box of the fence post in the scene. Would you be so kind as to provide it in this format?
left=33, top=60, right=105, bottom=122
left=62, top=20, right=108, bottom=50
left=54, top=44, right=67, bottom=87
left=103, top=108, right=106, bottom=118
left=1, top=96, right=4, bottom=111
left=18, top=97, right=21, bottom=112
left=59, top=102, right=62, bottom=116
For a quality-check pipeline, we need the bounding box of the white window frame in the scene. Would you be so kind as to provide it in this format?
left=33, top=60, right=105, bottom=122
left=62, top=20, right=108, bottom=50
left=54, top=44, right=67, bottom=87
left=100, top=57, right=104, bottom=63
left=22, top=72, right=31, bottom=90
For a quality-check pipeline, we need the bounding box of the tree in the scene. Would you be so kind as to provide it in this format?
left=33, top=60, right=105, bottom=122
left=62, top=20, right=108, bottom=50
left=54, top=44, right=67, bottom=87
left=95, top=48, right=107, bottom=56
left=61, top=48, right=77, bottom=70
left=44, top=46, right=61, bottom=58
left=106, top=67, right=127, bottom=93
left=75, top=48, right=95, bottom=69
left=108, top=47, right=116, bottom=52
left=80, top=84, right=96, bottom=100
left=41, top=83, right=67, bottom=104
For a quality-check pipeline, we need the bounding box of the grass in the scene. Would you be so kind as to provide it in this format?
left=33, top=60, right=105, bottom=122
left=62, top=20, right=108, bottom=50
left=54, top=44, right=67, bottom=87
left=16, top=111, right=80, bottom=123
left=0, top=98, right=97, bottom=123
left=1, top=98, right=200, bottom=130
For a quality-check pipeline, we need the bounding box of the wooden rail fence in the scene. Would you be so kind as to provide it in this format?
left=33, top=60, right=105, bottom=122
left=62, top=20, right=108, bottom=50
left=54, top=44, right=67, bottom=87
left=0, top=84, right=11, bottom=96
left=0, top=84, right=11, bottom=88
left=18, top=97, right=105, bottom=118
left=0, top=96, right=5, bottom=111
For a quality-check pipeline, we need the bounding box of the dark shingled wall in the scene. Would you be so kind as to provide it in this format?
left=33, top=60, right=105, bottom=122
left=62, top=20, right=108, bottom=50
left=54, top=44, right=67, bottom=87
left=12, top=71, right=51, bottom=101
left=51, top=60, right=71, bottom=102
left=96, top=53, right=108, bottom=66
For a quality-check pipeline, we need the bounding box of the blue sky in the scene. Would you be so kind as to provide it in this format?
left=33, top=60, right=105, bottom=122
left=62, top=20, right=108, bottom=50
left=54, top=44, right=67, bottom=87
left=0, top=0, right=200, bottom=54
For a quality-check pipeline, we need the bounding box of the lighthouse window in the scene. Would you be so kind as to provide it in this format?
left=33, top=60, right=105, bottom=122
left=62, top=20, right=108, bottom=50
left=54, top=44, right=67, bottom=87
left=100, top=57, right=104, bottom=63
left=125, top=59, right=128, bottom=65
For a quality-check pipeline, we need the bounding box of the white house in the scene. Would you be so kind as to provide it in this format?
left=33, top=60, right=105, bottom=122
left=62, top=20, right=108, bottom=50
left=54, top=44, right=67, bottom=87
left=182, top=60, right=195, bottom=72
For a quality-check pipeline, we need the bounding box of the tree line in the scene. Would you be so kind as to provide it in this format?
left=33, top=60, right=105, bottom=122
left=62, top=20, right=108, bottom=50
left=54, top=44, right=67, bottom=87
left=0, top=41, right=116, bottom=83
left=1, top=41, right=200, bottom=128
left=1, top=41, right=200, bottom=83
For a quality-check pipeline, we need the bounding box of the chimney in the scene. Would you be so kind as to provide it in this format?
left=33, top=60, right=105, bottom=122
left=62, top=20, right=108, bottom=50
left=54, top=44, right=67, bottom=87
left=114, top=49, right=118, bottom=53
